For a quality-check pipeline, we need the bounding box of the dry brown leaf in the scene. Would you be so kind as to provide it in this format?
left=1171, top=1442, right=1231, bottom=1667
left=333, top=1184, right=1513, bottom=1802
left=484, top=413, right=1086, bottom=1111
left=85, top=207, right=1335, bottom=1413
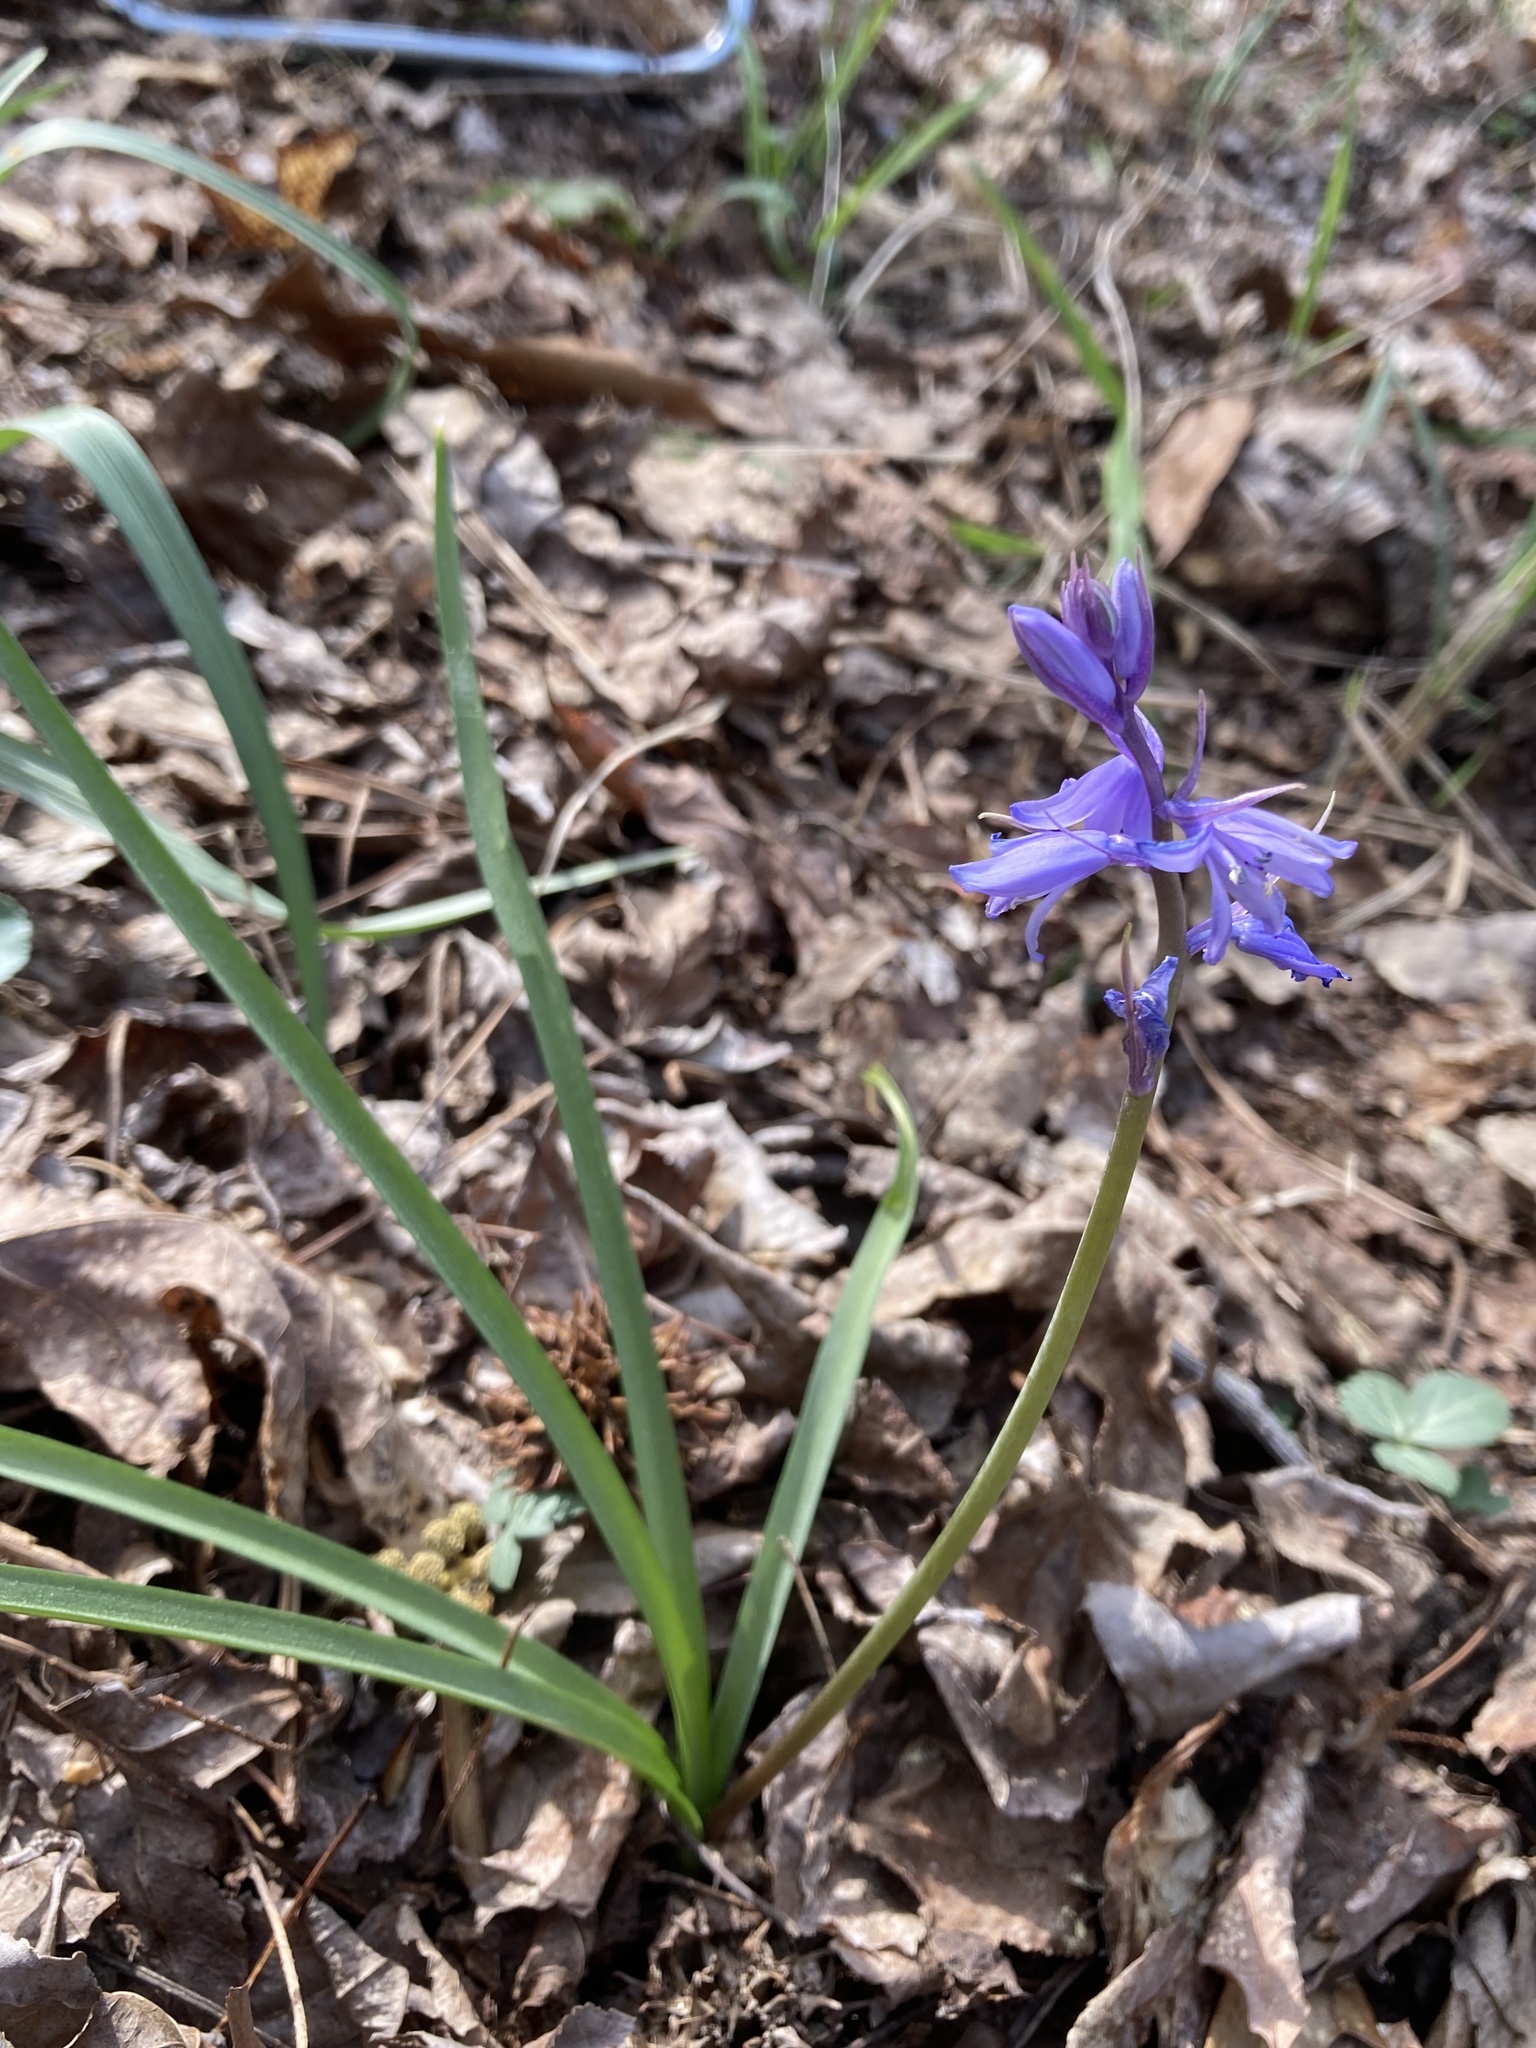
left=1101, top=1713, right=1225, bottom=1973
left=1469, top=1597, right=1536, bottom=1770
left=0, top=1938, right=104, bottom=2048
left=0, top=1175, right=436, bottom=1533
left=1447, top=1879, right=1536, bottom=2047
left=78, top=1989, right=201, bottom=2048
left=835, top=1378, right=955, bottom=1504
left=1294, top=1753, right=1511, bottom=1976
left=470, top=1622, right=662, bottom=1925
left=1361, top=913, right=1536, bottom=1008
left=1085, top=1584, right=1362, bottom=1738
left=1143, top=394, right=1256, bottom=565
left=0, top=1824, right=117, bottom=1951
left=1063, top=1923, right=1199, bottom=2048
left=853, top=1746, right=1100, bottom=1959
left=1251, top=1467, right=1435, bottom=1609
left=145, top=370, right=368, bottom=583
left=1199, top=1728, right=1311, bottom=2048
left=1478, top=1114, right=1536, bottom=1196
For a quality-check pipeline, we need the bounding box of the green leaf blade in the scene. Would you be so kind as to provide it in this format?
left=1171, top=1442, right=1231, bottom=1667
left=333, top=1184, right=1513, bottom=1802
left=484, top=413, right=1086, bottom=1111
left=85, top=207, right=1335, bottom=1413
left=0, top=407, right=328, bottom=1040
left=970, top=171, right=1125, bottom=416
left=0, top=895, right=31, bottom=982
left=1402, top=1372, right=1510, bottom=1452
left=0, top=1562, right=693, bottom=1818
left=0, top=729, right=286, bottom=920
left=1372, top=1440, right=1460, bottom=1497
left=1337, top=1371, right=1411, bottom=1443
left=0, top=620, right=675, bottom=1771
left=708, top=1065, right=920, bottom=1798
left=0, top=119, right=417, bottom=441
left=431, top=440, right=711, bottom=1802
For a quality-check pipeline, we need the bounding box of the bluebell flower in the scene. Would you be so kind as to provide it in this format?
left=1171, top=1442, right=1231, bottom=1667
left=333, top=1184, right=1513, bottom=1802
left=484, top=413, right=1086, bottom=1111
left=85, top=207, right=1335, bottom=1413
left=1010, top=558, right=1156, bottom=745
left=1106, top=955, right=1178, bottom=1094
left=1189, top=910, right=1349, bottom=986
left=953, top=562, right=1355, bottom=1007
left=1007, top=605, right=1122, bottom=732
left=1156, top=786, right=1356, bottom=958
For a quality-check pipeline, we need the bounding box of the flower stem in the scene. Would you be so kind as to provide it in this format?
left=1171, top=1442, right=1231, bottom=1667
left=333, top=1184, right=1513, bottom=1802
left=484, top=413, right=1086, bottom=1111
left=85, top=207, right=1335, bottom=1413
left=707, top=1043, right=1168, bottom=1837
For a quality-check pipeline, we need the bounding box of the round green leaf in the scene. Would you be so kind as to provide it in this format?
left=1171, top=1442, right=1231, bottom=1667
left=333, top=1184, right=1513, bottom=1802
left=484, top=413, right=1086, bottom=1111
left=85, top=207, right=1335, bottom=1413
left=0, top=894, right=30, bottom=983
left=1373, top=1440, right=1460, bottom=1496
left=1403, top=1372, right=1510, bottom=1452
left=1337, top=1371, right=1411, bottom=1443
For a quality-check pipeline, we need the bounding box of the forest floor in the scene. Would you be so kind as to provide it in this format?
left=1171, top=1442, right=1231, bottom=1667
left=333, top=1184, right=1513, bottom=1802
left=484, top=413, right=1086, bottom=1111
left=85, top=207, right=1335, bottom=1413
left=1, top=3, right=1535, bottom=2045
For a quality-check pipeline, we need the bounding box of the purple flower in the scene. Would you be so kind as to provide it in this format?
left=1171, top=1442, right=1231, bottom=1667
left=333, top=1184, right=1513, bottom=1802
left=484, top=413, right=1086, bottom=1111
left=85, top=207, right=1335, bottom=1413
left=950, top=750, right=1202, bottom=960
left=1106, top=955, right=1177, bottom=1093
left=1008, top=606, right=1121, bottom=730
left=1189, top=911, right=1349, bottom=986
left=1156, top=786, right=1356, bottom=957
left=1005, top=751, right=1153, bottom=838
left=951, top=829, right=1139, bottom=960
left=1013, top=558, right=1155, bottom=744
left=955, top=572, right=1357, bottom=997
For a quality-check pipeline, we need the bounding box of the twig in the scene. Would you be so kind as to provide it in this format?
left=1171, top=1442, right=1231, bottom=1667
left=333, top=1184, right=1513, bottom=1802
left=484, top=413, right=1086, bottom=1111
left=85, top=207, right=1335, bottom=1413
left=538, top=694, right=726, bottom=877
left=243, top=1858, right=309, bottom=2048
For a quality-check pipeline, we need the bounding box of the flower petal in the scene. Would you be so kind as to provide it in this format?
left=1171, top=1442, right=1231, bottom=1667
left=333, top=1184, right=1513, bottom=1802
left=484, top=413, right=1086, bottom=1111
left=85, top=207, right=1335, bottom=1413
left=1109, top=558, right=1154, bottom=696
left=1008, top=607, right=1119, bottom=727
left=950, top=830, right=1112, bottom=920
left=1008, top=753, right=1152, bottom=837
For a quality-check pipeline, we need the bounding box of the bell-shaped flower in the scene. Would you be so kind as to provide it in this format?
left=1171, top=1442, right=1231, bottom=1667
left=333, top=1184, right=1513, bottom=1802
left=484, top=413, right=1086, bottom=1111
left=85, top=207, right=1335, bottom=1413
left=951, top=754, right=1204, bottom=960
left=1157, top=785, right=1356, bottom=959
left=1105, top=955, right=1178, bottom=1094
left=1188, top=911, right=1348, bottom=986
left=1007, top=605, right=1121, bottom=731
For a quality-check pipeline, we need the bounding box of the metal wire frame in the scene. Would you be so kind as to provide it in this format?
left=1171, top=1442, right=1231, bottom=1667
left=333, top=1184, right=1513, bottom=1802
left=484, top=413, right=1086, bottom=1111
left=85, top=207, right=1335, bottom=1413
left=100, top=0, right=754, bottom=79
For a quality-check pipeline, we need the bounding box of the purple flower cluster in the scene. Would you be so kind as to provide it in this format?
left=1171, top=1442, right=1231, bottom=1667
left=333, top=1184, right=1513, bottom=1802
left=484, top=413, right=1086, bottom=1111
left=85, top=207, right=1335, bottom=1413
left=951, top=559, right=1353, bottom=994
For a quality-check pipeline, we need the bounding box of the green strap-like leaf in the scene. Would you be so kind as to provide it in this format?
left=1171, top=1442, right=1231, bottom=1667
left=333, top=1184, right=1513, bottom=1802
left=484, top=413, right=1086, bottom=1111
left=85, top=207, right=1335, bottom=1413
left=0, top=1562, right=693, bottom=1819
left=0, top=1426, right=503, bottom=1665
left=708, top=1065, right=919, bottom=1794
left=0, top=728, right=686, bottom=937
left=0, top=118, right=417, bottom=440
left=0, top=730, right=286, bottom=920
left=0, top=407, right=328, bottom=1041
left=813, top=75, right=1004, bottom=250
left=0, top=620, right=676, bottom=1743
left=431, top=441, right=712, bottom=1803
left=0, top=47, right=47, bottom=122
left=970, top=171, right=1126, bottom=417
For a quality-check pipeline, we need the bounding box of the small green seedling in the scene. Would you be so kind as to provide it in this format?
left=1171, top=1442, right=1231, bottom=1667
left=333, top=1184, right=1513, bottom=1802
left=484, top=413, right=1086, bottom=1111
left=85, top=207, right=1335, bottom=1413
left=482, top=1484, right=586, bottom=1594
left=0, top=896, right=30, bottom=983
left=1338, top=1370, right=1510, bottom=1511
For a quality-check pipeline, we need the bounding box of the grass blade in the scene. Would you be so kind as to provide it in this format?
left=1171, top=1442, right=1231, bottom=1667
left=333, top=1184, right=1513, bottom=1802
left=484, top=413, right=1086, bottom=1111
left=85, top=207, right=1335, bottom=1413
left=948, top=518, right=1045, bottom=558
left=785, top=0, right=899, bottom=182
left=0, top=1563, right=691, bottom=1813
left=0, top=117, right=417, bottom=440
left=0, top=729, right=286, bottom=919
left=326, top=849, right=691, bottom=940
left=708, top=1065, right=918, bottom=1793
left=1103, top=416, right=1144, bottom=572
left=0, top=47, right=47, bottom=121
left=0, top=1425, right=500, bottom=1665
left=0, top=1424, right=678, bottom=1789
left=0, top=618, right=684, bottom=1760
left=0, top=732, right=685, bottom=936
left=431, top=442, right=712, bottom=1803
left=971, top=171, right=1125, bottom=416
left=814, top=79, right=1001, bottom=250
left=1289, top=90, right=1356, bottom=345
left=0, top=407, right=328, bottom=1041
